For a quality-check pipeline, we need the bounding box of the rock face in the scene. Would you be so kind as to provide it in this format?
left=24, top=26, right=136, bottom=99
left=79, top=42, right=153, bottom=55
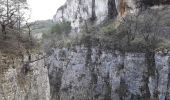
left=53, top=0, right=136, bottom=33
left=47, top=47, right=170, bottom=100
left=0, top=47, right=170, bottom=100
left=53, top=0, right=109, bottom=33
left=0, top=54, right=50, bottom=100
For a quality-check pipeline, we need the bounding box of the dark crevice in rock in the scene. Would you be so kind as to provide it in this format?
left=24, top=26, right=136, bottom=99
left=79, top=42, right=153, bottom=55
left=91, top=0, right=96, bottom=21
left=61, top=84, right=73, bottom=92
left=49, top=68, right=64, bottom=100
left=115, top=77, right=129, bottom=100
left=84, top=33, right=104, bottom=99
left=140, top=74, right=151, bottom=100
left=84, top=33, right=94, bottom=99
left=141, top=51, right=156, bottom=99
left=146, top=51, right=156, bottom=77
left=153, top=68, right=159, bottom=99
left=130, top=94, right=141, bottom=100
left=49, top=48, right=89, bottom=100
left=85, top=40, right=92, bottom=68
left=108, top=0, right=118, bottom=19
left=165, top=58, right=170, bottom=100
left=21, top=62, right=31, bottom=75
left=78, top=0, right=82, bottom=5
left=104, top=72, right=112, bottom=100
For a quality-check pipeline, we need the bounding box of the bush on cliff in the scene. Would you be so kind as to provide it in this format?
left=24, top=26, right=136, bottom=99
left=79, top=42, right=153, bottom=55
left=51, top=21, right=72, bottom=35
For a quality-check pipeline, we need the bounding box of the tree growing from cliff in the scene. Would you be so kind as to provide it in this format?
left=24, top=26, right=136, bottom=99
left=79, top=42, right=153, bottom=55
left=24, top=21, right=39, bottom=61
left=51, top=21, right=71, bottom=36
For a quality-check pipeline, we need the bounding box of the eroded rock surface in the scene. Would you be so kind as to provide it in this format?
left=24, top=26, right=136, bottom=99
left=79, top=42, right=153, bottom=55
left=0, top=47, right=170, bottom=100
left=0, top=54, right=50, bottom=100
left=53, top=0, right=137, bottom=34
left=47, top=47, right=170, bottom=100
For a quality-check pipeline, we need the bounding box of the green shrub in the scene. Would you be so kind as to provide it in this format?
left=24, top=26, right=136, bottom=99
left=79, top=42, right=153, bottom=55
left=102, top=22, right=116, bottom=35
left=51, top=21, right=72, bottom=35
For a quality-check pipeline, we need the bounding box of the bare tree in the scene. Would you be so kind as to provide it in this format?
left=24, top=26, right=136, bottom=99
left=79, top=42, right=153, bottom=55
left=0, top=0, right=28, bottom=39
left=24, top=21, right=40, bottom=62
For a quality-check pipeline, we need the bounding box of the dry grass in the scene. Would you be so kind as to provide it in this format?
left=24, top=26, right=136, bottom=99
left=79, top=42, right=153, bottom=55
left=0, top=29, right=39, bottom=58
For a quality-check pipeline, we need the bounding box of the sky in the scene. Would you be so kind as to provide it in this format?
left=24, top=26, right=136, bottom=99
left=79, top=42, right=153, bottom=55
left=27, top=0, right=66, bottom=22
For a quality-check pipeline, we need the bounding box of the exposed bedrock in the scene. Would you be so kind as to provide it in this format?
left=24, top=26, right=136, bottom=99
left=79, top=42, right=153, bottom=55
left=47, top=47, right=170, bottom=100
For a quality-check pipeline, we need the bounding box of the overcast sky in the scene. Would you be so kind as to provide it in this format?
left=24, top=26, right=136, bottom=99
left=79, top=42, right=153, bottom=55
left=27, top=0, right=66, bottom=21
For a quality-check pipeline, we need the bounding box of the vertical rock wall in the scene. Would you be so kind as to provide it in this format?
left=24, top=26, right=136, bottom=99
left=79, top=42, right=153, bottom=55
left=48, top=47, right=170, bottom=100
left=0, top=47, right=170, bottom=100
left=0, top=54, right=50, bottom=100
left=53, top=0, right=137, bottom=34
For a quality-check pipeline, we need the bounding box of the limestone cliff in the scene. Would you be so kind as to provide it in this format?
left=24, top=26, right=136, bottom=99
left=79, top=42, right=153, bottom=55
left=0, top=53, right=50, bottom=100
left=0, top=47, right=170, bottom=100
left=47, top=47, right=170, bottom=100
left=53, top=0, right=136, bottom=33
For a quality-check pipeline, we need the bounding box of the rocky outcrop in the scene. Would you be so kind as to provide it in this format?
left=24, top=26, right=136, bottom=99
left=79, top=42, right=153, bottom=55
left=0, top=53, right=50, bottom=100
left=53, top=0, right=109, bottom=33
left=1, top=47, right=170, bottom=100
left=53, top=0, right=170, bottom=35
left=47, top=47, right=170, bottom=100
left=53, top=0, right=137, bottom=34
